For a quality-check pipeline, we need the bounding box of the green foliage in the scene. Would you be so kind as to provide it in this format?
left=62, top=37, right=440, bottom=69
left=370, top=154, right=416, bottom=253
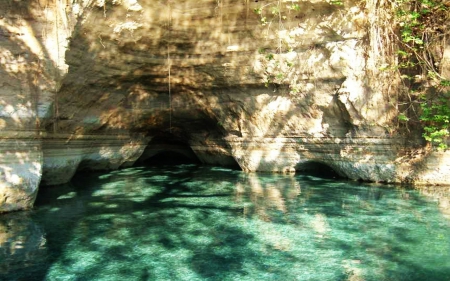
left=420, top=95, right=450, bottom=150
left=330, top=0, right=344, bottom=5
left=440, top=80, right=450, bottom=87
left=265, top=53, right=275, bottom=61
left=271, top=6, right=280, bottom=14
left=398, top=113, right=410, bottom=122
left=289, top=4, right=300, bottom=11
left=393, top=0, right=450, bottom=149
left=397, top=50, right=410, bottom=59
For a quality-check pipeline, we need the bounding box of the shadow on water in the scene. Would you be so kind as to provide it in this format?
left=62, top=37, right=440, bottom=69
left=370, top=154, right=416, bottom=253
left=1, top=165, right=450, bottom=280
left=0, top=165, right=253, bottom=280
left=41, top=165, right=266, bottom=280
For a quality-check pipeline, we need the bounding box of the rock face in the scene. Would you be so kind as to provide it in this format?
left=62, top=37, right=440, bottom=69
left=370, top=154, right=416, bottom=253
left=1, top=0, right=449, bottom=212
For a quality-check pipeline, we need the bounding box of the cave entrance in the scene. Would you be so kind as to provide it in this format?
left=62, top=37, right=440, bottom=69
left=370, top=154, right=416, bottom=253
left=135, top=133, right=200, bottom=166
left=295, top=161, right=343, bottom=179
left=141, top=150, right=200, bottom=166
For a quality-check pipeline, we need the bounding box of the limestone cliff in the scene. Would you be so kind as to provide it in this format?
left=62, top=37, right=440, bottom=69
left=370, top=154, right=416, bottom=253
left=1, top=0, right=449, bottom=213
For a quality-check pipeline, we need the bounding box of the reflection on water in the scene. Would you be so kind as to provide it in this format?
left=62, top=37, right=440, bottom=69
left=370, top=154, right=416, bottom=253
left=417, top=185, right=450, bottom=219
left=1, top=165, right=450, bottom=281
left=0, top=212, right=47, bottom=279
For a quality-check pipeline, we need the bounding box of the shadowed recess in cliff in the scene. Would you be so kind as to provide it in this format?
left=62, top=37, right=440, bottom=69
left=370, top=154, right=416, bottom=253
left=135, top=132, right=200, bottom=166
left=143, top=150, right=200, bottom=166
left=295, top=161, right=343, bottom=179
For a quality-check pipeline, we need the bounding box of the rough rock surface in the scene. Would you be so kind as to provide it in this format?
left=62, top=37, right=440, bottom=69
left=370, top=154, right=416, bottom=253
left=1, top=0, right=449, bottom=212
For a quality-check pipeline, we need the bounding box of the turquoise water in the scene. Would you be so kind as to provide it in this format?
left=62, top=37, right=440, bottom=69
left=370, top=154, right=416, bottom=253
left=1, top=165, right=450, bottom=281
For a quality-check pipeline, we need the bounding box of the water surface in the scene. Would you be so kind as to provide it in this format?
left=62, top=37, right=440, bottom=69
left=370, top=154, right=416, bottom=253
left=1, top=165, right=450, bottom=280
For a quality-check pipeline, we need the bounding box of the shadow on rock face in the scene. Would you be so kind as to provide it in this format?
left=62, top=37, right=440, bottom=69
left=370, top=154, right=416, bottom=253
left=295, top=161, right=343, bottom=179
left=143, top=150, right=201, bottom=166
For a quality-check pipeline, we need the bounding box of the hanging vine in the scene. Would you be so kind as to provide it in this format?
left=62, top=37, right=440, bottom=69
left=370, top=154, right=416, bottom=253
left=391, top=0, right=450, bottom=149
left=54, top=0, right=61, bottom=133
left=252, top=1, right=300, bottom=87
left=167, top=0, right=172, bottom=133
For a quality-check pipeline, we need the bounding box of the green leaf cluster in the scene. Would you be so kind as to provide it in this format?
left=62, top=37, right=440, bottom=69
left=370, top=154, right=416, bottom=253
left=420, top=95, right=450, bottom=150
left=330, top=0, right=344, bottom=5
left=393, top=0, right=450, bottom=149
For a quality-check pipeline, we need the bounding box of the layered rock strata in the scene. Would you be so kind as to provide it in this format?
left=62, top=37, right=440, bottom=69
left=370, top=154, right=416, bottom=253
left=41, top=133, right=150, bottom=186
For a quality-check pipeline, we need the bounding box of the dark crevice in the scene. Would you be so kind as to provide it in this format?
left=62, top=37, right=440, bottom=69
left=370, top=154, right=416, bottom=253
left=142, top=150, right=201, bottom=166
left=295, top=161, right=343, bottom=179
left=135, top=132, right=201, bottom=166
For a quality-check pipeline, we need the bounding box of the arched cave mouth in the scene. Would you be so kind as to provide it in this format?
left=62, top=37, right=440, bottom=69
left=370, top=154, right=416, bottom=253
left=141, top=150, right=201, bottom=166
left=295, top=161, right=344, bottom=179
left=135, top=133, right=201, bottom=167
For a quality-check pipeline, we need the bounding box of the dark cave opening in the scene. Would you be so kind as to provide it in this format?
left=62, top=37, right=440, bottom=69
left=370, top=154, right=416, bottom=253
left=295, top=161, right=344, bottom=179
left=134, top=131, right=241, bottom=169
left=134, top=132, right=201, bottom=167
left=142, top=150, right=201, bottom=166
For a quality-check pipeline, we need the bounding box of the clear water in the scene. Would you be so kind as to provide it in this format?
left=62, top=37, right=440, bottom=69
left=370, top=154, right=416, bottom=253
left=1, top=165, right=450, bottom=281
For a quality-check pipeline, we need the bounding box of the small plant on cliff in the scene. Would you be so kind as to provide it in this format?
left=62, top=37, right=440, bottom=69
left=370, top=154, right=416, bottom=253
left=419, top=86, right=450, bottom=150
left=253, top=1, right=299, bottom=88
left=392, top=0, right=450, bottom=149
